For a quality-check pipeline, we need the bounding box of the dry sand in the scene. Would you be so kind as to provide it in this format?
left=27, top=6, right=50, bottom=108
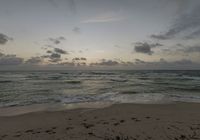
left=0, top=102, right=200, bottom=140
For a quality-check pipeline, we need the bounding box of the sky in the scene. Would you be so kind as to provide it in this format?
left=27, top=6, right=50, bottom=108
left=0, top=0, right=200, bottom=70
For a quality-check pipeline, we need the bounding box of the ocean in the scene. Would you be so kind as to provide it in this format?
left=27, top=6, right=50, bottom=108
left=0, top=70, right=200, bottom=108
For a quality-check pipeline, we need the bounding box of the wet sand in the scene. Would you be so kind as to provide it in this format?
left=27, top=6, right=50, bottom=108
left=0, top=102, right=200, bottom=140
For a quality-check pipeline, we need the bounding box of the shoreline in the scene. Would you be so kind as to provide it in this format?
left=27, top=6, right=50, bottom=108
left=0, top=101, right=198, bottom=117
left=0, top=102, right=200, bottom=140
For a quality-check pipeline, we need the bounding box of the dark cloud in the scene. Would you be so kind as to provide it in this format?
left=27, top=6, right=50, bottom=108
left=72, top=57, right=87, bottom=61
left=43, top=47, right=69, bottom=64
left=48, top=36, right=66, bottom=45
left=59, top=62, right=75, bottom=66
left=50, top=53, right=61, bottom=59
left=49, top=58, right=62, bottom=63
left=49, top=38, right=60, bottom=45
left=129, top=58, right=200, bottom=70
left=0, top=33, right=12, bottom=45
left=133, top=42, right=163, bottom=55
left=90, top=59, right=119, bottom=66
left=72, top=27, right=81, bottom=34
left=80, top=57, right=87, bottom=61
left=134, top=58, right=193, bottom=66
left=80, top=62, right=86, bottom=65
left=42, top=53, right=62, bottom=63
left=54, top=48, right=68, bottom=54
left=151, top=4, right=200, bottom=40
left=72, top=57, right=80, bottom=61
left=46, top=50, right=52, bottom=54
left=0, top=53, right=23, bottom=65
left=135, top=59, right=145, bottom=64
left=0, top=52, right=4, bottom=57
left=41, top=55, right=50, bottom=59
left=25, top=57, right=43, bottom=64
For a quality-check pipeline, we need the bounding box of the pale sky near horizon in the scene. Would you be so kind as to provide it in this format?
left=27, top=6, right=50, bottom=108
left=0, top=0, right=200, bottom=70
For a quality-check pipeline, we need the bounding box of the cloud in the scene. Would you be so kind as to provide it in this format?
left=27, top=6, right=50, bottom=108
left=150, top=34, right=170, bottom=40
left=131, top=58, right=199, bottom=69
left=72, top=57, right=80, bottom=61
left=67, top=0, right=76, bottom=14
left=90, top=59, right=119, bottom=66
left=59, top=62, right=75, bottom=66
left=54, top=48, right=68, bottom=54
left=179, top=45, right=200, bottom=53
left=151, top=4, right=200, bottom=40
left=185, top=29, right=200, bottom=39
left=0, top=53, right=23, bottom=65
left=72, top=57, right=87, bottom=61
left=72, top=27, right=81, bottom=34
left=46, top=50, right=52, bottom=54
left=135, top=58, right=193, bottom=66
left=42, top=53, right=62, bottom=63
left=43, top=47, right=69, bottom=64
left=0, top=33, right=13, bottom=45
left=133, top=42, right=163, bottom=55
left=83, top=17, right=123, bottom=23
left=49, top=58, right=62, bottom=63
left=82, top=11, right=124, bottom=23
left=114, top=45, right=121, bottom=48
left=0, top=52, right=4, bottom=57
left=25, top=57, right=43, bottom=64
left=48, top=36, right=66, bottom=45
left=80, top=57, right=87, bottom=61
left=135, top=59, right=145, bottom=64
left=50, top=53, right=61, bottom=59
left=163, top=44, right=200, bottom=55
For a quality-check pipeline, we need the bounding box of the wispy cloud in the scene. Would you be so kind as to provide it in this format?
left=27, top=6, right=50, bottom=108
left=151, top=3, right=200, bottom=40
left=82, top=11, right=124, bottom=23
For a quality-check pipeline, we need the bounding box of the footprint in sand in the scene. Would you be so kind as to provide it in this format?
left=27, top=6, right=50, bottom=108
left=1, top=134, right=8, bottom=138
left=45, top=127, right=57, bottom=135
left=82, top=123, right=95, bottom=129
left=66, top=127, right=74, bottom=130
left=131, top=117, right=141, bottom=122
left=25, top=129, right=34, bottom=133
left=13, top=134, right=21, bottom=138
left=113, top=122, right=120, bottom=126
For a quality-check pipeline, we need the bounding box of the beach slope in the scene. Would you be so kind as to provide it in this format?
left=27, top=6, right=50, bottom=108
left=0, top=103, right=200, bottom=140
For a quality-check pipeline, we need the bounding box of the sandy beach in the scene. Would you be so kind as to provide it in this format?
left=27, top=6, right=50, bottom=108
left=0, top=103, right=200, bottom=140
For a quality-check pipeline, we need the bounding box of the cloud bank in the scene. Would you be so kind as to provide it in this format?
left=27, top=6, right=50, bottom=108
left=0, top=33, right=12, bottom=45
left=133, top=42, right=163, bottom=55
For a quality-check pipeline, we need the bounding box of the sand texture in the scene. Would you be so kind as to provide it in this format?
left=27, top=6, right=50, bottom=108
left=0, top=103, right=200, bottom=140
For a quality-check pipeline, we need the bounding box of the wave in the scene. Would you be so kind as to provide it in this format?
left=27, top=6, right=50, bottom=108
left=120, top=91, right=138, bottom=94
left=110, top=79, right=128, bottom=82
left=90, top=71, right=115, bottom=75
left=65, top=80, right=82, bottom=84
left=0, top=80, right=12, bottom=83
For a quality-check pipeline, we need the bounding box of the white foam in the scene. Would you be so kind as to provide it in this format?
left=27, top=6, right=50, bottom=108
left=109, top=93, right=171, bottom=104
